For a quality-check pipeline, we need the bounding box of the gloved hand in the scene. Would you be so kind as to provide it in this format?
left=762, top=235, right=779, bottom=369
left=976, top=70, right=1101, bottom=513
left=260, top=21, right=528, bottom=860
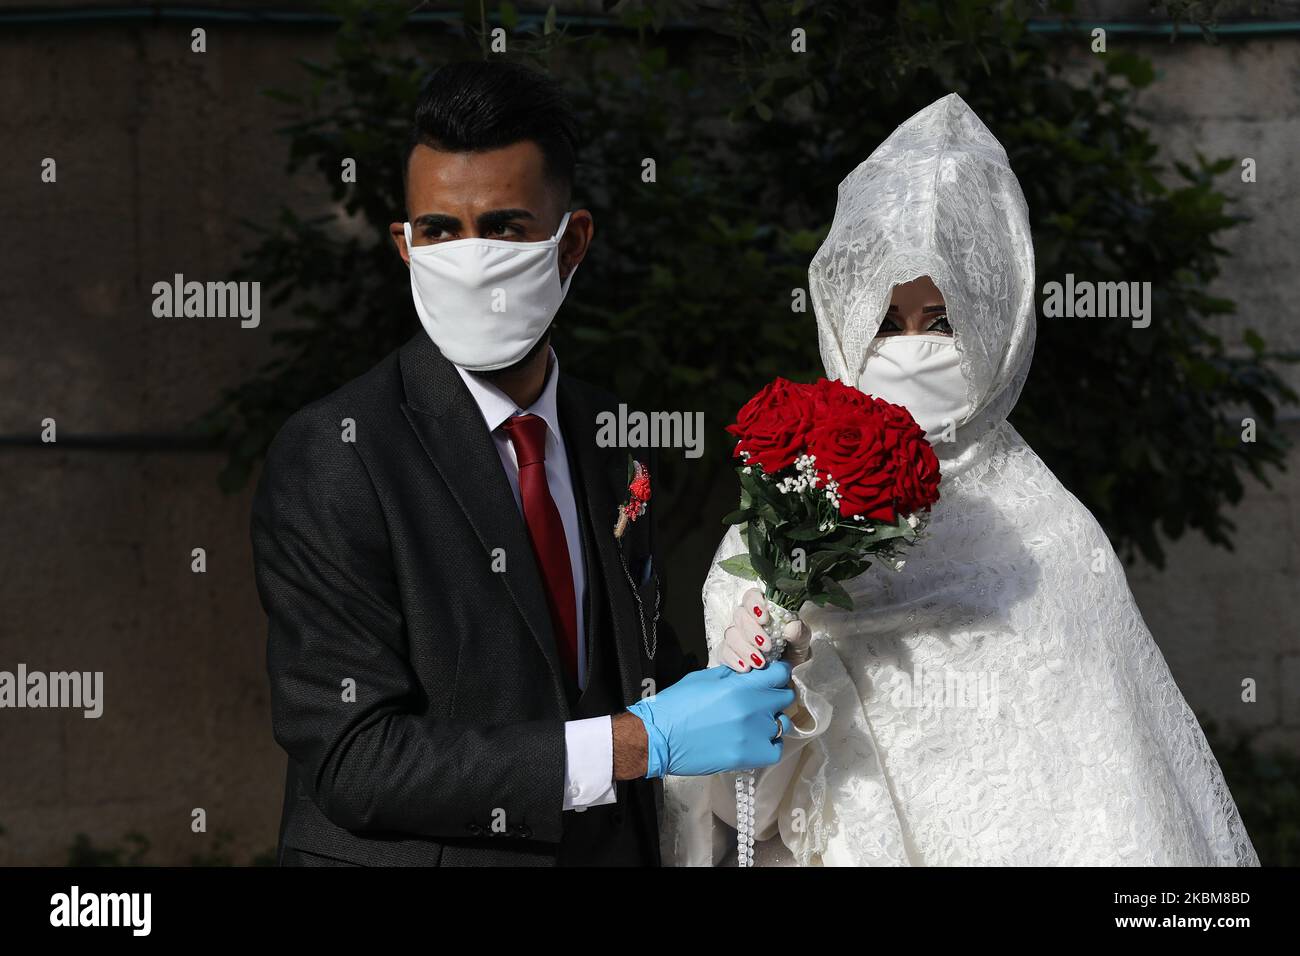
left=626, top=663, right=795, bottom=778
left=717, top=587, right=813, bottom=671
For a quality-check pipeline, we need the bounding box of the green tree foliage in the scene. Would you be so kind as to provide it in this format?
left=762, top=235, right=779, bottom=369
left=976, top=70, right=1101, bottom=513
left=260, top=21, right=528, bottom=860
left=203, top=0, right=1295, bottom=566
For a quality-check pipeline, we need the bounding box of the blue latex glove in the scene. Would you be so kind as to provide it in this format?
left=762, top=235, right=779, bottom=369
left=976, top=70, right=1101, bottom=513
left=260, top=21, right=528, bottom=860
left=626, top=663, right=796, bottom=778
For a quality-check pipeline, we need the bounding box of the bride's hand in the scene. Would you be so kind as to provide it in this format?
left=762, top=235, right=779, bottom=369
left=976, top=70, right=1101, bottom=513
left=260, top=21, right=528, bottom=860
left=718, top=588, right=812, bottom=673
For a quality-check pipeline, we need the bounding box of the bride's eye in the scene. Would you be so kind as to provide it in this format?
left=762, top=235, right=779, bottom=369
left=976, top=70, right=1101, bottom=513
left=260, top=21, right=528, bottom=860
left=877, top=317, right=903, bottom=335
left=926, top=314, right=954, bottom=335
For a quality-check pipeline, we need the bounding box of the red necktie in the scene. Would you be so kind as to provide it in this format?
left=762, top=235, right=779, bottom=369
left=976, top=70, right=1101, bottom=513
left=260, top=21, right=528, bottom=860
left=499, top=413, right=579, bottom=686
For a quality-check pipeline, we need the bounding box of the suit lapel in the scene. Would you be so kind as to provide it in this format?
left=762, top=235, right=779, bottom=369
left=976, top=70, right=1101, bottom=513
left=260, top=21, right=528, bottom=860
left=398, top=334, right=571, bottom=715
left=563, top=435, right=600, bottom=706
left=556, top=377, right=644, bottom=707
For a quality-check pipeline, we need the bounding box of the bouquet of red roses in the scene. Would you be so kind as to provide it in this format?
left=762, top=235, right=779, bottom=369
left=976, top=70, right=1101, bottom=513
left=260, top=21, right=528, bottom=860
left=721, top=376, right=941, bottom=867
left=720, top=376, right=942, bottom=616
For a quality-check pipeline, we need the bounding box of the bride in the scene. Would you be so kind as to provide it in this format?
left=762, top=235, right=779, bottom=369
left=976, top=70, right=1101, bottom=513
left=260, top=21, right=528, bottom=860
left=662, top=93, right=1259, bottom=866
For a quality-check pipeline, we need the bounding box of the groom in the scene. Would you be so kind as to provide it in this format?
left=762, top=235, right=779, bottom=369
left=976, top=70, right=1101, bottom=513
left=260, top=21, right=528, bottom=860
left=252, top=61, right=794, bottom=866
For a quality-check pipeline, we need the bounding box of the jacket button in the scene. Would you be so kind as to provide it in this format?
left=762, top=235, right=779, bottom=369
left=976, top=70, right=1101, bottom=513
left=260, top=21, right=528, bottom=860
left=467, top=823, right=485, bottom=836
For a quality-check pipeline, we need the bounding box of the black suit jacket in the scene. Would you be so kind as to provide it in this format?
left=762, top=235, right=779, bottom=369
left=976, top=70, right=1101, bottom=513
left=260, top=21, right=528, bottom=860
left=252, top=332, right=695, bottom=866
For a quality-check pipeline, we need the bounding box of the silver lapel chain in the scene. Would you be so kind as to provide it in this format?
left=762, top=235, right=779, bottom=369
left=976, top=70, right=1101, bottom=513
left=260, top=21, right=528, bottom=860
left=617, top=548, right=660, bottom=661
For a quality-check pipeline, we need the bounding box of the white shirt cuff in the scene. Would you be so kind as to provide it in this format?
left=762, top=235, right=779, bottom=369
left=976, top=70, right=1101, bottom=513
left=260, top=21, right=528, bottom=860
left=563, top=715, right=617, bottom=811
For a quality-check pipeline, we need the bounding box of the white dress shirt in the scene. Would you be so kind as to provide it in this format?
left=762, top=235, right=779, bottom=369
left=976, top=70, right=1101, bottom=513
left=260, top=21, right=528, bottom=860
left=454, top=350, right=617, bottom=811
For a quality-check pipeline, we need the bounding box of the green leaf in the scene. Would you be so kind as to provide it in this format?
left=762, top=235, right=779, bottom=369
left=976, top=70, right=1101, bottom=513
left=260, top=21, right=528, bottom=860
left=747, top=526, right=777, bottom=583
left=860, top=521, right=912, bottom=544
left=783, top=520, right=829, bottom=541
left=740, top=500, right=774, bottom=527
left=820, top=576, right=855, bottom=611
left=1106, top=51, right=1155, bottom=89
left=717, top=554, right=757, bottom=580
left=807, top=549, right=843, bottom=578
left=738, top=468, right=773, bottom=504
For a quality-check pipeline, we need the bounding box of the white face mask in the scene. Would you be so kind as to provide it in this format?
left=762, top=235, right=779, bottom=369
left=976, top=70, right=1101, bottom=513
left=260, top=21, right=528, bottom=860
left=856, top=333, right=971, bottom=441
left=403, top=211, right=576, bottom=371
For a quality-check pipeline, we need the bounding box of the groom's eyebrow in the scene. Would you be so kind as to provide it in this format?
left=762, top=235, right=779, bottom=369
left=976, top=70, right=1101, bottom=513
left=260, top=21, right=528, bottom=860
left=410, top=208, right=537, bottom=234
left=477, top=208, right=536, bottom=231
left=411, top=212, right=460, bottom=232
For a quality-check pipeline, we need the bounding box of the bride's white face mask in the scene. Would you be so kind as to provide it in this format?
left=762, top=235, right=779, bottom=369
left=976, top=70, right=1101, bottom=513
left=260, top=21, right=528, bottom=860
left=857, top=334, right=971, bottom=441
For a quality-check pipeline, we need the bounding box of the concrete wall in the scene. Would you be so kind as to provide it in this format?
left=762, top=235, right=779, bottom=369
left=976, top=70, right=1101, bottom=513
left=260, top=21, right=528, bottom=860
left=0, top=14, right=338, bottom=866
left=1105, top=32, right=1300, bottom=756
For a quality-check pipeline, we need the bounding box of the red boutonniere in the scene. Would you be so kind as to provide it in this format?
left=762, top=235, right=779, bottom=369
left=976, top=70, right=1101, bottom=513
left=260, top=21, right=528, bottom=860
left=614, top=458, right=651, bottom=540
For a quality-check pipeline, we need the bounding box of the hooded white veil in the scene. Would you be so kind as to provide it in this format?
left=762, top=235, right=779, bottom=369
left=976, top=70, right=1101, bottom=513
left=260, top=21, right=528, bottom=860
left=662, top=93, right=1258, bottom=866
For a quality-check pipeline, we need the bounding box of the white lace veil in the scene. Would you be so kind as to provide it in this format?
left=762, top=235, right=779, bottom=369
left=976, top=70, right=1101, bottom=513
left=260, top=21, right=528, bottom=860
left=662, top=94, right=1259, bottom=866
left=809, top=92, right=1035, bottom=470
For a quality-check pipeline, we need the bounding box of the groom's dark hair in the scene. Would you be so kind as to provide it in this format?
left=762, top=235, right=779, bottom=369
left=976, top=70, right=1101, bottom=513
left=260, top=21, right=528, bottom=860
left=404, top=60, right=579, bottom=205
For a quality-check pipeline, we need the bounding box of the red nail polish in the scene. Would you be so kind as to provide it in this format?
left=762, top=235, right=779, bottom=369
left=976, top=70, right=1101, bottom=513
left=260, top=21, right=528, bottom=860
left=755, top=635, right=765, bottom=646
left=751, top=653, right=764, bottom=666
left=738, top=658, right=745, bottom=668
left=753, top=605, right=762, bottom=617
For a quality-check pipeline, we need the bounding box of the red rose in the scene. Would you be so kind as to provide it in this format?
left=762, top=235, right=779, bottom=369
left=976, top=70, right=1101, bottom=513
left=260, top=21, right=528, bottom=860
left=871, top=397, right=941, bottom=512
left=809, top=377, right=872, bottom=417
left=802, top=384, right=942, bottom=520
left=891, top=430, right=941, bottom=514
left=806, top=407, right=899, bottom=521
left=726, top=377, right=816, bottom=474
left=730, top=376, right=941, bottom=521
